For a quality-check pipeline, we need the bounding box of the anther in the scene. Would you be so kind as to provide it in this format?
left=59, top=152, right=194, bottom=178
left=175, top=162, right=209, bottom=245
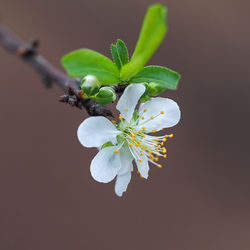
left=160, top=110, right=165, bottom=114
left=143, top=109, right=147, bottom=113
left=119, top=115, right=123, bottom=120
left=138, top=130, right=142, bottom=133
left=164, top=154, right=167, bottom=158
left=169, top=134, right=174, bottom=138
left=163, top=138, right=167, bottom=142
left=157, top=164, right=163, bottom=168
left=141, top=116, right=145, bottom=120
left=114, top=149, right=119, bottom=154
left=124, top=107, right=128, bottom=111
left=151, top=116, right=154, bottom=120
left=142, top=126, right=146, bottom=130
left=154, top=139, right=159, bottom=142
left=152, top=129, right=157, bottom=133
left=129, top=143, right=133, bottom=147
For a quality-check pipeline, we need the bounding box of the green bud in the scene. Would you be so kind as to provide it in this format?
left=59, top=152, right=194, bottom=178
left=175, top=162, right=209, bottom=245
left=81, top=75, right=101, bottom=96
left=95, top=87, right=116, bottom=105
left=148, top=82, right=167, bottom=96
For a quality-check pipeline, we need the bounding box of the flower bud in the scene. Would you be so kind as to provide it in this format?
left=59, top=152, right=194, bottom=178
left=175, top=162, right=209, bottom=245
left=81, top=75, right=101, bottom=96
left=148, top=82, right=166, bottom=96
left=95, top=87, right=116, bottom=105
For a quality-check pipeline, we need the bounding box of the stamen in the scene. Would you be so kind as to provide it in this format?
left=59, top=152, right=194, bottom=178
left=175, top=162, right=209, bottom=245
left=164, top=154, right=167, bottom=158
left=152, top=129, right=157, bottom=133
left=160, top=110, right=165, bottom=114
left=141, top=116, right=145, bottom=120
left=124, top=107, right=128, bottom=111
left=129, top=143, right=133, bottom=147
left=119, top=115, right=123, bottom=120
left=151, top=116, right=154, bottom=120
left=114, top=149, right=119, bottom=154
left=143, top=109, right=147, bottom=113
left=157, top=164, right=163, bottom=168
left=169, top=134, right=174, bottom=138
left=142, top=126, right=146, bottom=130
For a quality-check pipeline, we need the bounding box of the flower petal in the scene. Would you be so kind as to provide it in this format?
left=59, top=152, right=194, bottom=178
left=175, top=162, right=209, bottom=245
left=117, top=147, right=133, bottom=175
left=77, top=116, right=121, bottom=148
left=136, top=154, right=149, bottom=179
left=116, top=84, right=145, bottom=122
left=138, top=97, right=181, bottom=132
left=115, top=171, right=132, bottom=197
left=90, top=146, right=121, bottom=183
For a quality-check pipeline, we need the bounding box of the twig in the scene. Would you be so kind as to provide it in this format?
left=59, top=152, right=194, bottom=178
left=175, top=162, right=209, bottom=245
left=0, top=22, right=113, bottom=117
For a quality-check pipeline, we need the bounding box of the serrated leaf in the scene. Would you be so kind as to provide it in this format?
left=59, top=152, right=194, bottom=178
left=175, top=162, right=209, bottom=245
left=110, top=40, right=129, bottom=70
left=111, top=44, right=121, bottom=69
left=130, top=66, right=181, bottom=90
left=121, top=4, right=167, bottom=81
left=61, top=49, right=120, bottom=85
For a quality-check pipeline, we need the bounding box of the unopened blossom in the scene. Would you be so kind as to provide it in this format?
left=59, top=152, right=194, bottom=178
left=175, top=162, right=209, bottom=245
left=77, top=84, right=181, bottom=197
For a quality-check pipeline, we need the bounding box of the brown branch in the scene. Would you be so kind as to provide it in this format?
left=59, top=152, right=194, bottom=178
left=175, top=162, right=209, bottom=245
left=0, top=22, right=113, bottom=117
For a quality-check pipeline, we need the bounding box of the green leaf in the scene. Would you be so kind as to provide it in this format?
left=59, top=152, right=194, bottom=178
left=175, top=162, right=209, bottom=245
left=120, top=4, right=167, bottom=81
left=101, top=141, right=114, bottom=149
left=130, top=66, right=181, bottom=90
left=111, top=44, right=121, bottom=69
left=110, top=39, right=129, bottom=70
left=61, top=49, right=120, bottom=85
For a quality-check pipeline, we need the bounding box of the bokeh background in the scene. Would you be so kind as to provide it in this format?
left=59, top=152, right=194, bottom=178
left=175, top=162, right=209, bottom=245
left=0, top=0, right=250, bottom=249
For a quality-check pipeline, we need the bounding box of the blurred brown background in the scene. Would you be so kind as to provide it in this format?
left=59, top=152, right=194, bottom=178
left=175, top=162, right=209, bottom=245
left=0, top=0, right=250, bottom=249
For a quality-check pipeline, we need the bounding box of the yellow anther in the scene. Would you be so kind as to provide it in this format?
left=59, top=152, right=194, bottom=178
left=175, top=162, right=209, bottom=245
left=137, top=171, right=140, bottom=174
left=169, top=134, right=174, bottom=138
left=143, top=109, right=147, bottom=113
left=138, top=130, right=142, bottom=133
left=151, top=116, right=154, bottom=120
left=140, top=152, right=144, bottom=156
left=157, top=164, right=163, bottom=168
left=152, top=129, right=157, bottom=133
left=135, top=144, right=139, bottom=147
left=161, top=142, right=164, bottom=146
left=140, top=174, right=144, bottom=179
left=155, top=157, right=159, bottom=162
left=158, top=145, right=161, bottom=149
left=141, top=133, right=145, bottom=137
left=164, top=154, right=167, bottom=158
left=114, top=149, right=119, bottom=154
left=129, top=143, right=133, bottom=147
left=137, top=159, right=142, bottom=163
left=154, top=138, right=159, bottom=142
left=124, top=107, right=128, bottom=111
left=140, top=145, right=144, bottom=149
left=141, top=116, right=145, bottom=120
left=119, top=115, right=123, bottom=120
left=133, top=131, right=136, bottom=135
left=142, top=126, right=146, bottom=130
left=165, top=135, right=168, bottom=138
left=129, top=133, right=133, bottom=137
left=132, top=138, right=136, bottom=142
left=163, top=138, right=167, bottom=142
left=160, top=110, right=165, bottom=114
left=163, top=147, right=167, bottom=153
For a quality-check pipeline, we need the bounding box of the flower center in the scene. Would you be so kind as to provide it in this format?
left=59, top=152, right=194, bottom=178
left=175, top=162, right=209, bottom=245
left=114, top=107, right=174, bottom=174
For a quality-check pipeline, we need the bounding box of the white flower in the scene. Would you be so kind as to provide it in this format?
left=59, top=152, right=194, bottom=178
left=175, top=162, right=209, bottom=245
left=77, top=84, right=181, bottom=197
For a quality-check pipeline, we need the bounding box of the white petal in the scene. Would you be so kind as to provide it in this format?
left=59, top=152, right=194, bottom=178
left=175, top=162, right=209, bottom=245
left=77, top=116, right=121, bottom=148
left=117, top=147, right=133, bottom=175
left=136, top=154, right=149, bottom=179
left=90, top=146, right=121, bottom=183
left=116, top=84, right=145, bottom=122
left=115, top=171, right=132, bottom=197
left=138, top=97, right=181, bottom=132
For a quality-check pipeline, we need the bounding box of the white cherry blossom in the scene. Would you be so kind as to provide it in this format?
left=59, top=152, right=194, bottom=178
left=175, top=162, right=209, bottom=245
left=77, top=84, right=181, bottom=197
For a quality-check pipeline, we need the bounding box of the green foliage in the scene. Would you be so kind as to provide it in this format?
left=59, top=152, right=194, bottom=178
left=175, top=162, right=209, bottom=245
left=101, top=141, right=114, bottom=149
left=95, top=87, right=116, bottom=105
left=111, top=39, right=129, bottom=70
left=130, top=66, right=181, bottom=90
left=61, top=49, right=120, bottom=85
left=120, top=4, right=167, bottom=81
